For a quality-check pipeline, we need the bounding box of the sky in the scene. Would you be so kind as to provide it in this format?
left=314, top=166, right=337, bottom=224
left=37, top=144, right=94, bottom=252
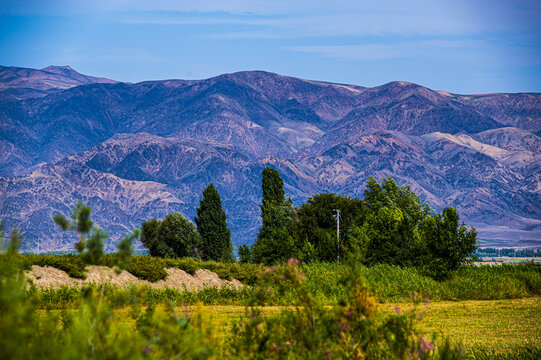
left=0, top=0, right=540, bottom=94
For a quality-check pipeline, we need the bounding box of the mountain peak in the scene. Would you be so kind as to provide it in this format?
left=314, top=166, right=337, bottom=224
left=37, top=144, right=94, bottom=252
left=42, top=65, right=74, bottom=71
left=41, top=65, right=78, bottom=76
left=0, top=64, right=117, bottom=99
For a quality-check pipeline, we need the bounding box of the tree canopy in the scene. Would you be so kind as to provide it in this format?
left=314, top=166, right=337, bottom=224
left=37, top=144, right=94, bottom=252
left=290, top=176, right=477, bottom=278
left=141, top=212, right=201, bottom=258
left=291, top=193, right=364, bottom=262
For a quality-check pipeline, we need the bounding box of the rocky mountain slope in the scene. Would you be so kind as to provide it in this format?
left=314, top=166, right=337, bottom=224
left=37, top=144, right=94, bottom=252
left=0, top=66, right=539, bottom=250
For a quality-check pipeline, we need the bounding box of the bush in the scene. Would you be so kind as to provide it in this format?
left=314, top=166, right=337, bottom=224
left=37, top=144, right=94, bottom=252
left=164, top=257, right=200, bottom=274
left=126, top=255, right=167, bottom=282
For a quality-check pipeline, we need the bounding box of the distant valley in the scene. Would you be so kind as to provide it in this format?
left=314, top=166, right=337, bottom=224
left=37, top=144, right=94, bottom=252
left=0, top=65, right=539, bottom=250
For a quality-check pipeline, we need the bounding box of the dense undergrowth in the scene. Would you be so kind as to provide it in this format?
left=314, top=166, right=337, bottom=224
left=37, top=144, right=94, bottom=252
left=15, top=253, right=541, bottom=308
left=301, top=262, right=541, bottom=303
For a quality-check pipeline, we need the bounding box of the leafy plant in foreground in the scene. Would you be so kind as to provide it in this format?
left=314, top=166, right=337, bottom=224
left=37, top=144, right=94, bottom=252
left=229, top=252, right=465, bottom=359
left=53, top=202, right=106, bottom=265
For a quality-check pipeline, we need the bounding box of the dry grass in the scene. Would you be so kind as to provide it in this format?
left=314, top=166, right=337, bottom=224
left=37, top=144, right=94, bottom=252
left=27, top=265, right=243, bottom=290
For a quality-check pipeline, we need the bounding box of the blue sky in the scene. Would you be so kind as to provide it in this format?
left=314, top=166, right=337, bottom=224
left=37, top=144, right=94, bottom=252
left=1, top=0, right=540, bottom=94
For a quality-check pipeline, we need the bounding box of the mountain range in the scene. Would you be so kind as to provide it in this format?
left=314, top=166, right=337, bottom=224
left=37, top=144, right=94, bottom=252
left=0, top=65, right=539, bottom=251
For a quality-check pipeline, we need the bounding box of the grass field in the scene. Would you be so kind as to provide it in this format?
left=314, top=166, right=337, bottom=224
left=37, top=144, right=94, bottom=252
left=477, top=257, right=541, bottom=265
left=140, top=297, right=540, bottom=355
left=385, top=298, right=541, bottom=353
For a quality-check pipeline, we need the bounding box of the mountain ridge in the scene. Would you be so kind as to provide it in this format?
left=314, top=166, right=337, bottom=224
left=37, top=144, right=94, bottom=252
left=0, top=66, right=539, bottom=250
left=0, top=65, right=117, bottom=99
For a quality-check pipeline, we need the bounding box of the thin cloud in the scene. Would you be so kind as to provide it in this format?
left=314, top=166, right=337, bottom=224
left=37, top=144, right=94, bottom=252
left=200, top=31, right=286, bottom=40
left=286, top=40, right=489, bottom=61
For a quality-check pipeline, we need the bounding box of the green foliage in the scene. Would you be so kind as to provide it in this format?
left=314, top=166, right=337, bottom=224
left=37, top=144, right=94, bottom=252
left=140, top=217, right=160, bottom=255
left=164, top=256, right=200, bottom=274
left=446, top=263, right=541, bottom=300
left=420, top=207, right=478, bottom=280
left=164, top=257, right=264, bottom=285
left=252, top=226, right=295, bottom=266
left=362, top=176, right=428, bottom=267
left=0, top=222, right=537, bottom=359
left=0, top=222, right=224, bottom=360
left=52, top=202, right=140, bottom=274
left=229, top=254, right=464, bottom=359
left=290, top=177, right=478, bottom=279
left=261, top=166, right=285, bottom=207
left=126, top=255, right=167, bottom=282
left=252, top=167, right=296, bottom=265
left=141, top=212, right=201, bottom=258
left=53, top=202, right=106, bottom=265
left=194, top=183, right=233, bottom=262
left=267, top=262, right=541, bottom=305
left=468, top=345, right=541, bottom=360
left=292, top=193, right=364, bottom=262
left=114, top=228, right=141, bottom=273
left=238, top=244, right=252, bottom=263
left=15, top=252, right=541, bottom=304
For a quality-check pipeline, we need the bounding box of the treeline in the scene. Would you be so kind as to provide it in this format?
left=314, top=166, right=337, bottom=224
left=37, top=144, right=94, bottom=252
left=477, top=248, right=540, bottom=258
left=140, top=167, right=477, bottom=280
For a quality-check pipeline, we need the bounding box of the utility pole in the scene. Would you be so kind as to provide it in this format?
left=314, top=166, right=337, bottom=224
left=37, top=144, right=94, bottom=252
left=333, top=209, right=341, bottom=262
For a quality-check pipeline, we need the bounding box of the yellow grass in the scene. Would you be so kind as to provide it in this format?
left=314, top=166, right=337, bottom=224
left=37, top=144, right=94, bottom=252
left=192, top=298, right=541, bottom=352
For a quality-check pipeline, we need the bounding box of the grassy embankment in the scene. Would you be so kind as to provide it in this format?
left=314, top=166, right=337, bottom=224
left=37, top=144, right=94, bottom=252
left=19, top=254, right=541, bottom=307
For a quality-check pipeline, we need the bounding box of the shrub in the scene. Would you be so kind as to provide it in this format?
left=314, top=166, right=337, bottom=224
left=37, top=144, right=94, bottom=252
left=164, top=257, right=200, bottom=275
left=126, top=255, right=167, bottom=282
left=164, top=257, right=265, bottom=285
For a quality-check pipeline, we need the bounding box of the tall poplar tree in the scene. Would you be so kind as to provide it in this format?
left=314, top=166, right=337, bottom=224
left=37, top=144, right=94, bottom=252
left=195, top=183, right=233, bottom=262
left=252, top=167, right=295, bottom=264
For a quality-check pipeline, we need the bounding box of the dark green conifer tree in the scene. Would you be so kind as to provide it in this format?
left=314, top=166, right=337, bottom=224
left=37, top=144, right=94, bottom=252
left=194, top=183, right=233, bottom=262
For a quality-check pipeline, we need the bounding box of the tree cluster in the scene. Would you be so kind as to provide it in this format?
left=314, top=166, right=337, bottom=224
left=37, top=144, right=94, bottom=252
left=141, top=183, right=233, bottom=261
left=136, top=166, right=476, bottom=279
left=243, top=171, right=477, bottom=279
